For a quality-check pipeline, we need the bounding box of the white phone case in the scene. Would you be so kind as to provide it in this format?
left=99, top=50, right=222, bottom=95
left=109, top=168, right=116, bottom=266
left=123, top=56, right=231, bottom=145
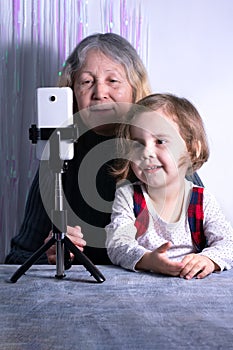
left=36, top=87, right=74, bottom=160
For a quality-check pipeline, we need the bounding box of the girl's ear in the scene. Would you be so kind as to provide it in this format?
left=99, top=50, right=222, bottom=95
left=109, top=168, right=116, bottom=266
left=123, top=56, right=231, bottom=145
left=195, top=140, right=201, bottom=158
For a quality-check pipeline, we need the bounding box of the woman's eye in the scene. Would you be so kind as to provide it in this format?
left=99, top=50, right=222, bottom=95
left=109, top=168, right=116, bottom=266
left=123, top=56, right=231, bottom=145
left=109, top=78, right=120, bottom=85
left=77, top=79, right=94, bottom=89
left=82, top=80, right=93, bottom=85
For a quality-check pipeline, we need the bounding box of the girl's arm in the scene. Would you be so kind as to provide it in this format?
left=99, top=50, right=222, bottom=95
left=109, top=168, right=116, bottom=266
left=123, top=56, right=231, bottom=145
left=106, top=184, right=185, bottom=275
left=105, top=184, right=149, bottom=271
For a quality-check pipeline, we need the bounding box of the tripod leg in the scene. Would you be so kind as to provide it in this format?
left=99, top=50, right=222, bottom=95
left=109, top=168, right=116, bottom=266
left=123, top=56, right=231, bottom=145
left=64, top=236, right=105, bottom=283
left=9, top=236, right=56, bottom=283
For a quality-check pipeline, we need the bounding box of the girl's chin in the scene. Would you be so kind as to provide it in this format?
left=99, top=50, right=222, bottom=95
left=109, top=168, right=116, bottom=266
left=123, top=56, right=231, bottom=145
left=140, top=174, right=166, bottom=188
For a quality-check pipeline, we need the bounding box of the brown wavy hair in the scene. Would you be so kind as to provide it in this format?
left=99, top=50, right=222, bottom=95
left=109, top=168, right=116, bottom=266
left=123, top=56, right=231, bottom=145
left=114, top=93, right=210, bottom=181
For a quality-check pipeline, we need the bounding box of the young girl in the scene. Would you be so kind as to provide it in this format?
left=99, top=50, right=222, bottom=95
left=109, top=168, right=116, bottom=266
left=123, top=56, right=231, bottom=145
left=105, top=93, right=233, bottom=279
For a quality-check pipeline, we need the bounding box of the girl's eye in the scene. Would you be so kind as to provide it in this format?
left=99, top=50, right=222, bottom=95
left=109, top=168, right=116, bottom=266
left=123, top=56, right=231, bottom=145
left=132, top=141, right=143, bottom=149
left=156, top=139, right=167, bottom=145
left=130, top=141, right=145, bottom=155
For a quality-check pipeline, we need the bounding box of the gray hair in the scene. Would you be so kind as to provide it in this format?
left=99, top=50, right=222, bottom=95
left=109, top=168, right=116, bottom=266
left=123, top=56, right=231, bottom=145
left=58, top=33, right=151, bottom=110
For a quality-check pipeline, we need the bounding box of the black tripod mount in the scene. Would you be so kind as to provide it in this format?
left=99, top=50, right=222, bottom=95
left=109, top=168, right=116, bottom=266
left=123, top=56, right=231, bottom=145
left=9, top=125, right=105, bottom=283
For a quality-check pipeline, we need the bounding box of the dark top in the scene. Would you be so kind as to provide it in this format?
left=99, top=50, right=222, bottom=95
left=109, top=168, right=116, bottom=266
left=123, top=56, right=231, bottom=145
left=5, top=122, right=204, bottom=266
left=5, top=124, right=118, bottom=265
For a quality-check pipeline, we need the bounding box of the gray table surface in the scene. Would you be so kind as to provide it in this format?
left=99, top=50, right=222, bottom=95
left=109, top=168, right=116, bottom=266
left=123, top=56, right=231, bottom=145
left=1, top=264, right=233, bottom=350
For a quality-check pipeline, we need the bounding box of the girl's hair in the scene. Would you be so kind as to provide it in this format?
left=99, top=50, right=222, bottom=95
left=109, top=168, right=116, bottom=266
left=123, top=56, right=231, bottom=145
left=114, top=93, right=210, bottom=181
left=57, top=33, right=151, bottom=111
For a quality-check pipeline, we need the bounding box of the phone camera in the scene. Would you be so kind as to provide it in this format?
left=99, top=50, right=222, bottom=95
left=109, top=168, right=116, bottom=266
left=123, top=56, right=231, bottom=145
left=49, top=95, right=57, bottom=102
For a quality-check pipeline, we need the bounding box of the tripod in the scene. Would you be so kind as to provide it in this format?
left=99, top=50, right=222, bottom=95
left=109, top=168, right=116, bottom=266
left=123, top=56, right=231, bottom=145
left=9, top=126, right=105, bottom=283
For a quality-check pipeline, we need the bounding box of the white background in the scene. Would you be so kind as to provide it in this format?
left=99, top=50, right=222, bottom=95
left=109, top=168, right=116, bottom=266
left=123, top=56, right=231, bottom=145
left=87, top=0, right=233, bottom=224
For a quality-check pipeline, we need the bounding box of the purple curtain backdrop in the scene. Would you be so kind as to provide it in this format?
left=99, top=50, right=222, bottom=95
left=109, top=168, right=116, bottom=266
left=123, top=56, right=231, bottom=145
left=0, top=0, right=148, bottom=262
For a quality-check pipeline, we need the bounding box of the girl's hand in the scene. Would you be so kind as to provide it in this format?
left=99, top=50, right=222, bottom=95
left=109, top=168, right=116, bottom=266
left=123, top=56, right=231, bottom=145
left=179, top=254, right=220, bottom=279
left=136, top=242, right=184, bottom=276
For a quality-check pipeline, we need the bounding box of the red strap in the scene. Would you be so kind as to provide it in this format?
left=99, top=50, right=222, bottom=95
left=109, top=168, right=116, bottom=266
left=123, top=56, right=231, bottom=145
left=133, top=185, right=149, bottom=238
left=133, top=185, right=206, bottom=252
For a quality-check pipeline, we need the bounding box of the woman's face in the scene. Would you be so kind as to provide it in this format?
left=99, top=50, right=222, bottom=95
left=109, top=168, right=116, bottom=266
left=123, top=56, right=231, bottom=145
left=73, top=49, right=133, bottom=135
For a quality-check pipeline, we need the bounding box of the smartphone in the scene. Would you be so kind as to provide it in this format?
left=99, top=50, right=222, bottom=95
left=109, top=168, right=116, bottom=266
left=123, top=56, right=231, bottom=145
left=36, top=87, right=74, bottom=160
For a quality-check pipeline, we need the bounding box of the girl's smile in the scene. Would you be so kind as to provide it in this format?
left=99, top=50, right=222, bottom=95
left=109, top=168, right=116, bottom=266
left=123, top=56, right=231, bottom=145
left=129, top=110, right=190, bottom=190
left=143, top=164, right=163, bottom=173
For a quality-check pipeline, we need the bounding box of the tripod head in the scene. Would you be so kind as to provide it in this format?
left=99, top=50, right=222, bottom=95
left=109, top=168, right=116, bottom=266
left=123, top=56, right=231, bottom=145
left=29, top=123, right=78, bottom=172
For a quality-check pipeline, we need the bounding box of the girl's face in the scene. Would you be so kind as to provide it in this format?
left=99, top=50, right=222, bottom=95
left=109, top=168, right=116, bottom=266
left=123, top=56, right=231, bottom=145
left=73, top=49, right=133, bottom=135
left=129, top=110, right=190, bottom=190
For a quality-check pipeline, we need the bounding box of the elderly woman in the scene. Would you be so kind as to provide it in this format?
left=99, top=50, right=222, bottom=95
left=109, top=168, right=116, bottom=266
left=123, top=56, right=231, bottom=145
left=5, top=33, right=151, bottom=265
left=5, top=33, right=202, bottom=266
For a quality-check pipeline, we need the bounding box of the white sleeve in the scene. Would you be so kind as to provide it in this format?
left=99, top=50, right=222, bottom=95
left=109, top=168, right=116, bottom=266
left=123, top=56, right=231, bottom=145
left=105, top=185, right=148, bottom=271
left=199, top=190, right=233, bottom=270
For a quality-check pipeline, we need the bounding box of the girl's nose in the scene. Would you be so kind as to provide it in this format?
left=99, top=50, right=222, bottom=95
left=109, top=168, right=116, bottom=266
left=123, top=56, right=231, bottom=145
left=141, top=145, right=156, bottom=160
